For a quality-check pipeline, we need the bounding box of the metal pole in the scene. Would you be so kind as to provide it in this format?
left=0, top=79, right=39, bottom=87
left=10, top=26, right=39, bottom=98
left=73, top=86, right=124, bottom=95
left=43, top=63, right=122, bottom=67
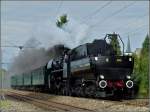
left=148, top=6, right=150, bottom=109
left=67, top=52, right=71, bottom=96
left=0, top=28, right=5, bottom=100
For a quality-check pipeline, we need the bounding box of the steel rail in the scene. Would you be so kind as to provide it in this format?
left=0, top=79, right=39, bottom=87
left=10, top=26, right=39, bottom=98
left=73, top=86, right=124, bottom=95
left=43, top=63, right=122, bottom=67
left=7, top=90, right=95, bottom=112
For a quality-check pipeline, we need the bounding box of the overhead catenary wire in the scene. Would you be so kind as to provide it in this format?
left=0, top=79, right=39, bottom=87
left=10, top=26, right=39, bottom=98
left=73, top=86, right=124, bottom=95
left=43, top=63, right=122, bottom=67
left=3, top=40, right=23, bottom=47
left=80, top=1, right=112, bottom=23
left=90, top=1, right=136, bottom=28
left=123, top=25, right=148, bottom=53
left=123, top=24, right=148, bottom=36
left=55, top=0, right=63, bottom=18
left=114, top=13, right=148, bottom=32
left=1, top=45, right=35, bottom=50
left=1, top=62, right=12, bottom=65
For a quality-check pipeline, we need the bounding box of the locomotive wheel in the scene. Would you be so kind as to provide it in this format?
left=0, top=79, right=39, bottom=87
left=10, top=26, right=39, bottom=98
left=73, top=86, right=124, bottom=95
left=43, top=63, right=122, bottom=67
left=124, top=89, right=135, bottom=99
left=113, top=89, right=124, bottom=100
left=61, top=87, right=68, bottom=96
left=75, top=87, right=84, bottom=97
left=85, top=85, right=95, bottom=98
left=68, top=90, right=72, bottom=96
left=80, top=87, right=85, bottom=97
left=61, top=88, right=66, bottom=96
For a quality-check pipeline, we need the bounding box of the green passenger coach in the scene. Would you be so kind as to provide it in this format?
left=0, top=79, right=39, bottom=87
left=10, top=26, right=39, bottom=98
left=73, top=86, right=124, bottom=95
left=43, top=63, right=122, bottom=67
left=11, top=65, right=49, bottom=91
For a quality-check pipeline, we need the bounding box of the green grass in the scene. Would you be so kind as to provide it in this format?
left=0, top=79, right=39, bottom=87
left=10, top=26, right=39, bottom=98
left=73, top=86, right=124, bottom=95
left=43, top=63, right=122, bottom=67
left=0, top=100, right=11, bottom=109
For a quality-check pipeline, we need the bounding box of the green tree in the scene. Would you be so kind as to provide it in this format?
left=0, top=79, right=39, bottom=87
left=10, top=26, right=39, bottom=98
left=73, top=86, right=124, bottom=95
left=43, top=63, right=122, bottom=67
left=141, top=34, right=149, bottom=56
left=0, top=69, right=7, bottom=89
left=109, top=34, right=121, bottom=55
left=133, top=34, right=149, bottom=97
left=56, top=14, right=68, bottom=28
left=138, top=34, right=149, bottom=97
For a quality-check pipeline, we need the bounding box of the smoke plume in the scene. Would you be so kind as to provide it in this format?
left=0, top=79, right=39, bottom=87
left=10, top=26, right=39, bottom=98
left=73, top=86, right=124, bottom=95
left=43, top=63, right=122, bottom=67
left=9, top=38, right=69, bottom=75
left=9, top=16, right=91, bottom=75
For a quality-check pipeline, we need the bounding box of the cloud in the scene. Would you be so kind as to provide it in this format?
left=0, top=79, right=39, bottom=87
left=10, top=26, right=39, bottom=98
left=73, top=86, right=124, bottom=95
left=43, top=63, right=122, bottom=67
left=1, top=20, right=33, bottom=43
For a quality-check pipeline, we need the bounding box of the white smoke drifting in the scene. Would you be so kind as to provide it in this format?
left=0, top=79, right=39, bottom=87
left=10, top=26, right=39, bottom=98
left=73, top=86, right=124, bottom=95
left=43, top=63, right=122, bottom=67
left=9, top=16, right=92, bottom=75
left=34, top=16, right=91, bottom=49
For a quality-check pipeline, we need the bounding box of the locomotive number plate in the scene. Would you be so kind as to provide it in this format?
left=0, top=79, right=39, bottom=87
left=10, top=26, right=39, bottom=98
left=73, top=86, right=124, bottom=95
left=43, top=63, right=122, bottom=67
left=116, top=58, right=122, bottom=62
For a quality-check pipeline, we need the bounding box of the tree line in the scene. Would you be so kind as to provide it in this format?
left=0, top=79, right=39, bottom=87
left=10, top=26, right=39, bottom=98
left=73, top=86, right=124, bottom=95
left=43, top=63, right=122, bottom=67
left=133, top=34, right=149, bottom=98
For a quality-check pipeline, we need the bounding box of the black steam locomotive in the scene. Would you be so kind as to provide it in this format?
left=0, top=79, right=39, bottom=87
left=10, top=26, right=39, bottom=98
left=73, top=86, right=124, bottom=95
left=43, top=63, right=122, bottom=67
left=11, top=33, right=135, bottom=98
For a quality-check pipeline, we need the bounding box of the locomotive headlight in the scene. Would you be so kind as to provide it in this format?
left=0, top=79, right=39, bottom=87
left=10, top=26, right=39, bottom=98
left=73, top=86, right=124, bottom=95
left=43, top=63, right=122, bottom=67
left=95, top=57, right=98, bottom=61
left=100, top=75, right=104, bottom=79
left=126, top=80, right=133, bottom=88
left=126, top=75, right=131, bottom=79
left=129, top=57, right=132, bottom=61
left=105, top=58, right=109, bottom=62
left=99, top=80, right=107, bottom=88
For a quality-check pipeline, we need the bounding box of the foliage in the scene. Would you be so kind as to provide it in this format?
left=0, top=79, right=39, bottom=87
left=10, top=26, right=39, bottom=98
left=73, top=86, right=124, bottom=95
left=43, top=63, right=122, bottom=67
left=0, top=69, right=6, bottom=78
left=56, top=14, right=68, bottom=28
left=0, top=100, right=10, bottom=109
left=141, top=34, right=149, bottom=56
left=133, top=34, right=149, bottom=97
left=109, top=34, right=121, bottom=55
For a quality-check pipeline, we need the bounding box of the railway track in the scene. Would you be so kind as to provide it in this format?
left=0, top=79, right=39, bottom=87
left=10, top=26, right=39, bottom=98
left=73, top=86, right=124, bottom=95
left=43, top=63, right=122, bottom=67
left=6, top=90, right=95, bottom=112
left=99, top=98, right=148, bottom=107
left=5, top=90, right=149, bottom=112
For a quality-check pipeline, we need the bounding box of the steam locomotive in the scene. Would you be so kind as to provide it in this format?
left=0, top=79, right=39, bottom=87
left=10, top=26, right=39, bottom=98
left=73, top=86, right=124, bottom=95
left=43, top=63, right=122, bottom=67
left=11, top=33, right=135, bottom=98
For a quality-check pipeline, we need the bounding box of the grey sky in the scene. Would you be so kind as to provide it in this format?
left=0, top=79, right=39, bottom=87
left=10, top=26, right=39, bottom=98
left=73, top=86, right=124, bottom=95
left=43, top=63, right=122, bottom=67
left=1, top=1, right=149, bottom=69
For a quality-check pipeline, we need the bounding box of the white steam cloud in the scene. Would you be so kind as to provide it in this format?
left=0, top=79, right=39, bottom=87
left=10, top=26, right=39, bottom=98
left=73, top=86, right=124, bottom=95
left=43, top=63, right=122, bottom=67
left=9, top=16, right=92, bottom=75
left=34, top=16, right=91, bottom=48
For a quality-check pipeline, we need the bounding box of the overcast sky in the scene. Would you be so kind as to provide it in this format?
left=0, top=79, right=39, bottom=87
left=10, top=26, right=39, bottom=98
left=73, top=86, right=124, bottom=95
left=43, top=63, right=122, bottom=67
left=1, top=1, right=149, bottom=69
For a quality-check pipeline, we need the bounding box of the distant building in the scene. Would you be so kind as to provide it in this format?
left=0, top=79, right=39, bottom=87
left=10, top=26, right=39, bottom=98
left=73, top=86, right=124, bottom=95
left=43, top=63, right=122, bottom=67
left=135, top=48, right=142, bottom=57
left=126, top=36, right=131, bottom=53
left=125, top=36, right=132, bottom=56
